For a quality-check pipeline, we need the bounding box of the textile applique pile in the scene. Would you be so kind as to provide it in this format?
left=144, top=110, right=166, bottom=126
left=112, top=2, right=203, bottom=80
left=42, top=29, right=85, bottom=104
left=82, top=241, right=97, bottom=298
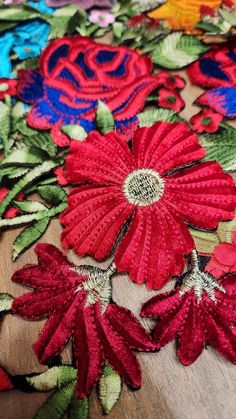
left=0, top=0, right=236, bottom=418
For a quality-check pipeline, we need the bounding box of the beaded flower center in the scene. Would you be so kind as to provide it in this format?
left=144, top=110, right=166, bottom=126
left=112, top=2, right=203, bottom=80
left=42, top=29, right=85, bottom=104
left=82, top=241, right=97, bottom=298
left=123, top=168, right=165, bottom=206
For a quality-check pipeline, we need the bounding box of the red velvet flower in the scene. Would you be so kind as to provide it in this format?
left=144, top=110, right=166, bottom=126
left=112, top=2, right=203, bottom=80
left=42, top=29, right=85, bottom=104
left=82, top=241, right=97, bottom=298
left=206, top=229, right=236, bottom=278
left=157, top=88, right=185, bottom=112
left=0, top=78, right=17, bottom=100
left=190, top=109, right=223, bottom=133
left=60, top=121, right=236, bottom=289
left=128, top=14, right=148, bottom=27
left=0, top=367, right=13, bottom=391
left=141, top=251, right=236, bottom=365
left=12, top=244, right=154, bottom=398
left=17, top=36, right=160, bottom=146
left=0, top=188, right=23, bottom=218
left=155, top=71, right=186, bottom=90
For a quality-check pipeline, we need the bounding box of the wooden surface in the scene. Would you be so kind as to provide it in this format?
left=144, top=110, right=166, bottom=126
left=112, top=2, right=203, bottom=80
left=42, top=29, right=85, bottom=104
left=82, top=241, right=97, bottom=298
left=0, top=67, right=236, bottom=419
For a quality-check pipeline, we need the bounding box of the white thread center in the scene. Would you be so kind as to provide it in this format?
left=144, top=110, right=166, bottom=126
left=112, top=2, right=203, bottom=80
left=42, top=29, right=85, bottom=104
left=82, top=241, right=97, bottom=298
left=123, top=168, right=165, bottom=206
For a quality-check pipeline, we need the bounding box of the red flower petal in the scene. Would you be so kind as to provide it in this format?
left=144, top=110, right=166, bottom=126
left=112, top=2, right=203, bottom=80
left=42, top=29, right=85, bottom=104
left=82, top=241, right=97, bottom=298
left=97, top=306, right=142, bottom=388
left=61, top=185, right=132, bottom=260
left=106, top=304, right=155, bottom=351
left=33, top=295, right=84, bottom=364
left=0, top=367, right=13, bottom=391
left=141, top=289, right=183, bottom=318
left=177, top=298, right=205, bottom=365
left=74, top=304, right=104, bottom=399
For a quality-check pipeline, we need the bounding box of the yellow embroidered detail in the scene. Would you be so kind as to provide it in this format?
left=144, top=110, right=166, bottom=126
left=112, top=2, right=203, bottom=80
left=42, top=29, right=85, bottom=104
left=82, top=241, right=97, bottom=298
left=148, top=0, right=222, bottom=31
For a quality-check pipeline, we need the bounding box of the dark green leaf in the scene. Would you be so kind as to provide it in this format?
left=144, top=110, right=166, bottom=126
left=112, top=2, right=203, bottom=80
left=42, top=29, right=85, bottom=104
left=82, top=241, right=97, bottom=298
left=12, top=218, right=50, bottom=260
left=23, top=133, right=57, bottom=158
left=35, top=382, right=75, bottom=419
left=68, top=396, right=89, bottom=419
left=0, top=98, right=11, bottom=156
left=37, top=185, right=67, bottom=205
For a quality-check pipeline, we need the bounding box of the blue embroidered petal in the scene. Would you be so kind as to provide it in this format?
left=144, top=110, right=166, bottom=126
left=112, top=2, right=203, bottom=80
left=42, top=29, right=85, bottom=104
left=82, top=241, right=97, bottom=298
left=198, top=87, right=236, bottom=118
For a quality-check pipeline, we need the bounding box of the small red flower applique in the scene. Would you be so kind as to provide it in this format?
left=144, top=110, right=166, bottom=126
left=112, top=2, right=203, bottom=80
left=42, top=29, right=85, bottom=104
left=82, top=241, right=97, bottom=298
left=157, top=87, right=185, bottom=112
left=60, top=121, right=236, bottom=289
left=155, top=71, right=186, bottom=90
left=12, top=244, right=154, bottom=398
left=17, top=36, right=160, bottom=146
left=141, top=251, right=236, bottom=365
left=206, top=228, right=236, bottom=279
left=200, top=5, right=217, bottom=17
left=190, top=109, right=223, bottom=133
left=0, top=78, right=17, bottom=100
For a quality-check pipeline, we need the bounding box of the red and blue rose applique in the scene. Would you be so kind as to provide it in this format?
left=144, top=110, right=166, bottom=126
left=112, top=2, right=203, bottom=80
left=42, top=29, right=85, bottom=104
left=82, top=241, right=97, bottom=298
left=17, top=36, right=161, bottom=145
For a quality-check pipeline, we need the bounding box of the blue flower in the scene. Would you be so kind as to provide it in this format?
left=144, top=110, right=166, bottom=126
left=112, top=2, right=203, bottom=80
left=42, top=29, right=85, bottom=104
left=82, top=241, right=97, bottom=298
left=27, top=0, right=54, bottom=15
left=0, top=20, right=50, bottom=78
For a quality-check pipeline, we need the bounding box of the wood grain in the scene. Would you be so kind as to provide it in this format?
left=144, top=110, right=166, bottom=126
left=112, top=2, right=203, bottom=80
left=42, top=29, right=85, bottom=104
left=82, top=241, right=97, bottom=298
left=0, top=66, right=236, bottom=419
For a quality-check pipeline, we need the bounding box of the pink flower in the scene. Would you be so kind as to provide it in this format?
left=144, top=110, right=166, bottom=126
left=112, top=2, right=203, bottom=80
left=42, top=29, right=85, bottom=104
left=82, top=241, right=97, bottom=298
left=190, top=109, right=223, bottom=133
left=89, top=10, right=115, bottom=28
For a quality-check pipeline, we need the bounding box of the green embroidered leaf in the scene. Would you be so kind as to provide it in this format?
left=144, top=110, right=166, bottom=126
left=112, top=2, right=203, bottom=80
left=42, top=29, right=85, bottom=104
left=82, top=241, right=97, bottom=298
left=189, top=228, right=220, bottom=254
left=12, top=218, right=50, bottom=260
left=96, top=101, right=115, bottom=134
left=196, top=21, right=222, bottom=33
left=99, top=364, right=122, bottom=414
left=112, top=21, right=124, bottom=38
left=0, top=293, right=13, bottom=314
left=16, top=120, right=39, bottom=136
left=14, top=200, right=48, bottom=213
left=0, top=21, right=17, bottom=34
left=151, top=33, right=209, bottom=69
left=0, top=160, right=60, bottom=217
left=23, top=133, right=57, bottom=158
left=62, top=125, right=87, bottom=141
left=0, top=7, right=39, bottom=20
left=11, top=102, right=27, bottom=125
left=0, top=166, right=29, bottom=182
left=199, top=123, right=236, bottom=171
left=37, top=185, right=67, bottom=205
left=0, top=98, right=11, bottom=156
left=16, top=57, right=39, bottom=71
left=0, top=143, right=45, bottom=166
left=219, top=8, right=236, bottom=26
left=35, top=382, right=75, bottom=419
left=138, top=107, right=182, bottom=127
left=68, top=396, right=89, bottom=419
left=26, top=366, right=77, bottom=392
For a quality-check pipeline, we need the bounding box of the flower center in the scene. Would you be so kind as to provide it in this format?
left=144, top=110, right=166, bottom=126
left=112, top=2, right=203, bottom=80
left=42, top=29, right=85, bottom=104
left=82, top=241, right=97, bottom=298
left=202, top=117, right=211, bottom=125
left=179, top=251, right=225, bottom=302
left=123, top=168, right=165, bottom=206
left=167, top=95, right=176, bottom=103
left=72, top=263, right=116, bottom=312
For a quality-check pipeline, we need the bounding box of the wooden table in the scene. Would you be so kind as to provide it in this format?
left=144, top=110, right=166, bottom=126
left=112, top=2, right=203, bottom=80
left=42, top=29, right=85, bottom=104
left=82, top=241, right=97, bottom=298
left=0, top=63, right=235, bottom=419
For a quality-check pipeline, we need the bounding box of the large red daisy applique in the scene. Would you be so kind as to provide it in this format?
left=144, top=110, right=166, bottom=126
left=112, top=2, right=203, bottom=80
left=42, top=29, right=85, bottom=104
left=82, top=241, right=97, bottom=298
left=12, top=243, right=154, bottom=398
left=17, top=36, right=160, bottom=146
left=60, top=121, right=236, bottom=290
left=141, top=251, right=236, bottom=365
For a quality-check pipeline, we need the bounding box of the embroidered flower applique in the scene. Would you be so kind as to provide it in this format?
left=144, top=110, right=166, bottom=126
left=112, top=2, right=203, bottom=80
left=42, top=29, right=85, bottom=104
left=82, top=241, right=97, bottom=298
left=17, top=36, right=160, bottom=146
left=190, top=109, right=223, bottom=133
left=60, top=121, right=236, bottom=290
left=141, top=251, right=236, bottom=365
left=157, top=87, right=185, bottom=113
left=206, top=228, right=236, bottom=279
left=12, top=244, right=154, bottom=398
left=188, top=44, right=236, bottom=118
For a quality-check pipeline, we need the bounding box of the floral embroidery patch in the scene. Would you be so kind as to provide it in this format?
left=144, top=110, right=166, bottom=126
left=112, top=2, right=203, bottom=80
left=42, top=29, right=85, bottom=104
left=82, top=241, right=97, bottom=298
left=60, top=121, right=236, bottom=289
left=17, top=36, right=161, bottom=145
